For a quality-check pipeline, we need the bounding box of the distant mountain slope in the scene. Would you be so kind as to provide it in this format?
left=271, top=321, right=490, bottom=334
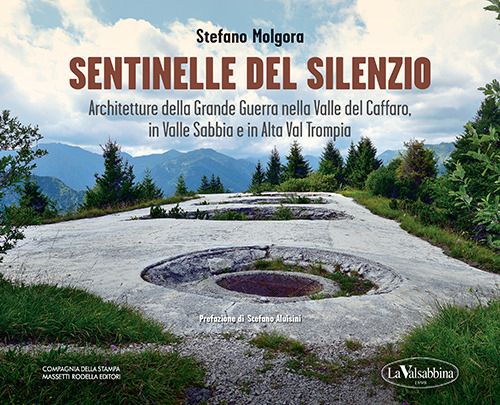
left=35, top=176, right=86, bottom=212
left=151, top=148, right=255, bottom=194
left=32, top=143, right=255, bottom=194
left=34, top=143, right=104, bottom=191
left=377, top=142, right=455, bottom=174
left=1, top=175, right=85, bottom=212
left=130, top=150, right=184, bottom=181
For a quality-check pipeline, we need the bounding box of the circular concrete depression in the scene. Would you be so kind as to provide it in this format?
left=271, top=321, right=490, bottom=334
left=141, top=246, right=403, bottom=303
left=217, top=271, right=324, bottom=297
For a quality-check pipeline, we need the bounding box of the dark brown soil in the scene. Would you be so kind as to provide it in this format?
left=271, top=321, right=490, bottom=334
left=216, top=272, right=323, bottom=297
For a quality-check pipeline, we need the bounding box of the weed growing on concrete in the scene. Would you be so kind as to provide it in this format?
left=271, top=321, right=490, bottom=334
left=309, top=294, right=326, bottom=300
left=211, top=210, right=247, bottom=221
left=248, top=259, right=375, bottom=296
left=271, top=205, right=293, bottom=220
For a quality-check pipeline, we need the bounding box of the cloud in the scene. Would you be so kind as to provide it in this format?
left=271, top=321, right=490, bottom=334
left=252, top=18, right=275, bottom=28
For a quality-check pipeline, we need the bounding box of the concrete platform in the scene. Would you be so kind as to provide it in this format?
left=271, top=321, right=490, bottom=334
left=1, top=193, right=498, bottom=345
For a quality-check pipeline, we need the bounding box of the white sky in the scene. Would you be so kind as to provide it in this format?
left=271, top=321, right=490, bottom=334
left=0, top=0, right=498, bottom=158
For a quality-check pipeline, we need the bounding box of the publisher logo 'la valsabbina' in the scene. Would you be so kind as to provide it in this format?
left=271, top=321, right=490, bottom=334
left=381, top=357, right=459, bottom=389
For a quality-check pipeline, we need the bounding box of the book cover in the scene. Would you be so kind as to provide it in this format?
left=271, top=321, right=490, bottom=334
left=0, top=1, right=499, bottom=404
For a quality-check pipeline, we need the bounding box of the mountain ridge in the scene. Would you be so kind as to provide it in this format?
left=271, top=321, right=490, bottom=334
left=3, top=141, right=455, bottom=207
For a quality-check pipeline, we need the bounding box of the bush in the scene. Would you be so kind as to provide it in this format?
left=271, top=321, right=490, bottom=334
left=396, top=198, right=447, bottom=226
left=167, top=204, right=186, bottom=219
left=278, top=178, right=309, bottom=192
left=150, top=204, right=186, bottom=219
left=282, top=195, right=312, bottom=204
left=247, top=182, right=275, bottom=194
left=150, top=205, right=166, bottom=218
left=365, top=167, right=401, bottom=198
left=271, top=205, right=293, bottom=220
left=278, top=173, right=338, bottom=192
left=211, top=210, right=247, bottom=220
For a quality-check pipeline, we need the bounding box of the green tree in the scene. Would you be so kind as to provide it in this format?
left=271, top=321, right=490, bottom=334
left=284, top=141, right=310, bottom=179
left=318, top=140, right=343, bottom=175
left=83, top=139, right=136, bottom=209
left=175, top=174, right=188, bottom=196
left=366, top=166, right=401, bottom=199
left=343, top=142, right=357, bottom=184
left=266, top=146, right=282, bottom=185
left=445, top=98, right=500, bottom=200
left=0, top=111, right=46, bottom=259
left=345, top=137, right=382, bottom=188
left=137, top=168, right=163, bottom=201
left=198, top=175, right=210, bottom=193
left=18, top=177, right=57, bottom=220
left=318, top=140, right=344, bottom=185
left=396, top=139, right=437, bottom=186
left=448, top=124, right=499, bottom=247
left=209, top=174, right=226, bottom=193
left=198, top=174, right=227, bottom=194
left=251, top=160, right=265, bottom=188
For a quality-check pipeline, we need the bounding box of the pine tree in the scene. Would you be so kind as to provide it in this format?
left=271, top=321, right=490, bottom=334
left=345, top=137, right=381, bottom=188
left=209, top=174, right=218, bottom=192
left=343, top=142, right=357, bottom=183
left=18, top=177, right=56, bottom=219
left=83, top=139, right=136, bottom=209
left=284, top=141, right=310, bottom=179
left=175, top=174, right=188, bottom=196
left=251, top=160, right=265, bottom=188
left=396, top=139, right=437, bottom=186
left=318, top=140, right=344, bottom=185
left=318, top=140, right=343, bottom=174
left=211, top=175, right=225, bottom=193
left=137, top=168, right=163, bottom=201
left=266, top=146, right=282, bottom=185
left=198, top=175, right=210, bottom=193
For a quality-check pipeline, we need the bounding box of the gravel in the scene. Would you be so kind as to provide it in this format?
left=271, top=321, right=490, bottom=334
left=0, top=331, right=398, bottom=404
left=177, top=332, right=398, bottom=405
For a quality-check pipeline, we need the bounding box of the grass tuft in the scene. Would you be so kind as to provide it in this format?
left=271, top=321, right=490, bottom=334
left=249, top=258, right=375, bottom=296
left=345, top=339, right=363, bottom=351
left=0, top=348, right=204, bottom=405
left=397, top=298, right=500, bottom=405
left=211, top=210, right=247, bottom=221
left=249, top=331, right=307, bottom=356
left=0, top=275, right=177, bottom=346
